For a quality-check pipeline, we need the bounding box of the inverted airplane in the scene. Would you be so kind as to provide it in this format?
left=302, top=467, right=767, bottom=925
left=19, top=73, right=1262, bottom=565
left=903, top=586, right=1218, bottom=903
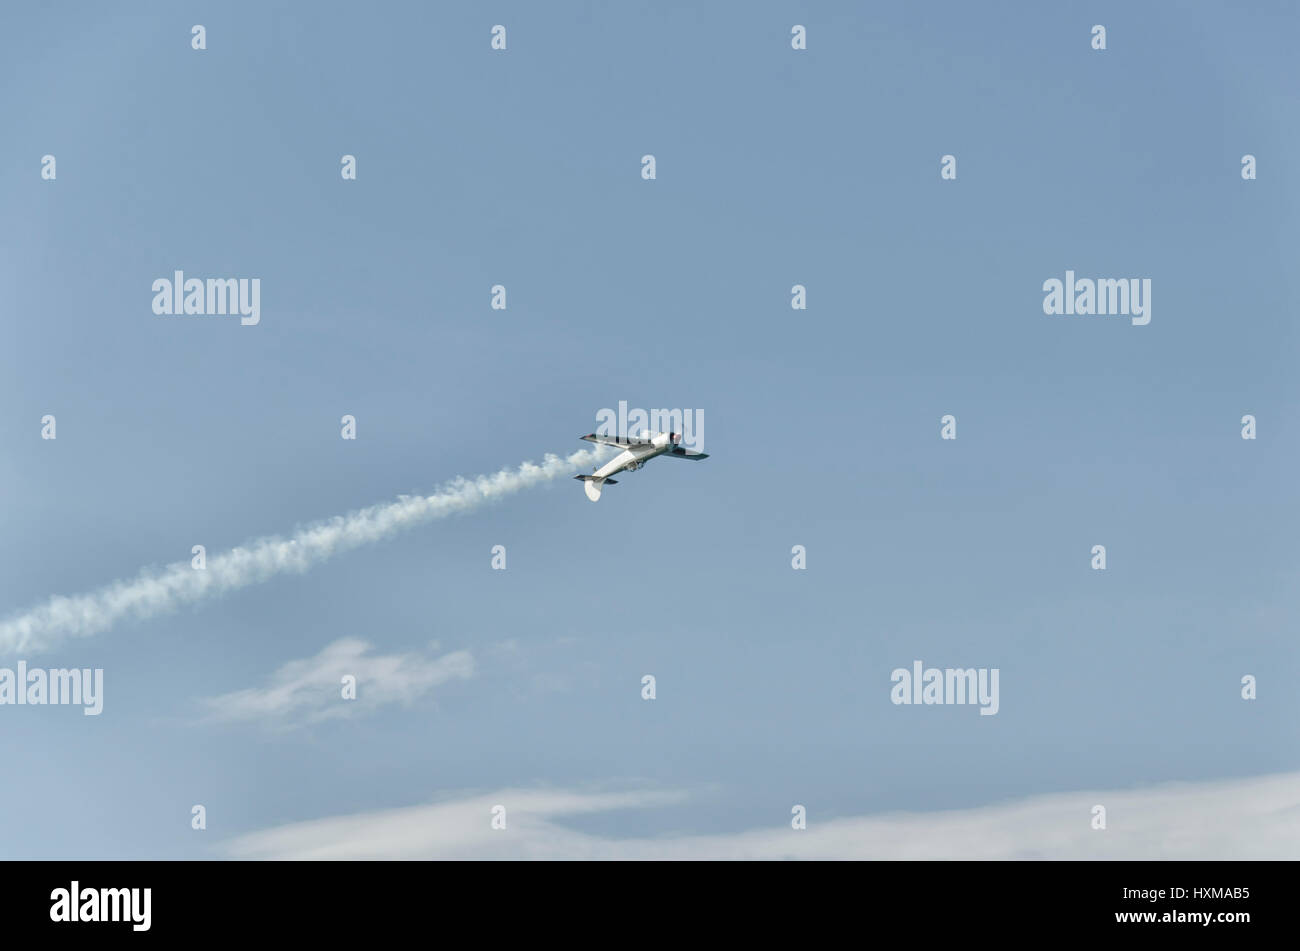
left=575, top=430, right=709, bottom=501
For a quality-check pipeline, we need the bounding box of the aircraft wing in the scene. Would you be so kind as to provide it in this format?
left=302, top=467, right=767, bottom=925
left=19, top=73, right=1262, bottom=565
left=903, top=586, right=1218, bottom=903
left=662, top=447, right=709, bottom=460
left=580, top=433, right=640, bottom=449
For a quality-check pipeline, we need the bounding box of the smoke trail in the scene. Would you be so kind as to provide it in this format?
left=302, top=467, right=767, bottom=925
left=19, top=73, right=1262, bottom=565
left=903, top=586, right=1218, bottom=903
left=0, top=447, right=611, bottom=654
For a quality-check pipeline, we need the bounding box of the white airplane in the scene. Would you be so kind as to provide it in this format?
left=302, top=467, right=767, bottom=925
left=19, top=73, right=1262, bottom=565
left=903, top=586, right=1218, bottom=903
left=575, top=430, right=709, bottom=501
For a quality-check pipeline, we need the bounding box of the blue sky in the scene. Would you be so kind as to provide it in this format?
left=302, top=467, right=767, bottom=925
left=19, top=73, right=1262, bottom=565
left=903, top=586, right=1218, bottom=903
left=1, top=1, right=1297, bottom=859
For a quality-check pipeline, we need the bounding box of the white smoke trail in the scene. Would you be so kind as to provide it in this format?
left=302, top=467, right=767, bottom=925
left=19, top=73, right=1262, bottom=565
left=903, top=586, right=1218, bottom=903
left=0, top=447, right=611, bottom=655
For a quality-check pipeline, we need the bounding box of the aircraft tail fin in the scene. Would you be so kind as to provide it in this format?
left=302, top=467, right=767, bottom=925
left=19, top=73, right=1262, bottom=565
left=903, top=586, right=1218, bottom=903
left=574, top=474, right=618, bottom=501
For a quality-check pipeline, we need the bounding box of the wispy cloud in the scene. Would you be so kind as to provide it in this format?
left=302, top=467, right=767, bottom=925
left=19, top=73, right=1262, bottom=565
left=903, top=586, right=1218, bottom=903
left=222, top=771, right=1300, bottom=860
left=202, top=638, right=474, bottom=728
left=0, top=447, right=610, bottom=654
left=225, top=789, right=688, bottom=860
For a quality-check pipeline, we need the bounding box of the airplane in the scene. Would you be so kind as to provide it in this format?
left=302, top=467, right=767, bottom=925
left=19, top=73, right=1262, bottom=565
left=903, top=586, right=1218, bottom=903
left=574, top=430, right=709, bottom=501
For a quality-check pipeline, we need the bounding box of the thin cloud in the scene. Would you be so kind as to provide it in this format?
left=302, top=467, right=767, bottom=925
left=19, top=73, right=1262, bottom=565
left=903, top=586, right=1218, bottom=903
left=222, top=771, right=1300, bottom=860
left=202, top=638, right=474, bottom=728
